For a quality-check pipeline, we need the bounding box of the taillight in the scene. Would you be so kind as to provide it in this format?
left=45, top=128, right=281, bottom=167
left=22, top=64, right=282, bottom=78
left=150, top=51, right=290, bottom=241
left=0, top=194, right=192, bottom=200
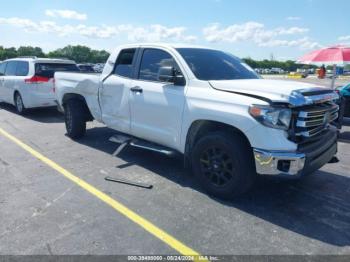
left=24, top=76, right=50, bottom=84
left=53, top=78, right=56, bottom=93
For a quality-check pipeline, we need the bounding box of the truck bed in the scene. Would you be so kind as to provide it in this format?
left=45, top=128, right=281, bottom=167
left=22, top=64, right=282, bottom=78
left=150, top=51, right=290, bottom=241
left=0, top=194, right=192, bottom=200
left=54, top=72, right=102, bottom=121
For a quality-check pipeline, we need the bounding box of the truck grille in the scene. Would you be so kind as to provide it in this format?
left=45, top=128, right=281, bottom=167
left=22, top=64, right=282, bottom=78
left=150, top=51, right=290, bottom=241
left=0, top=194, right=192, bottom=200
left=293, top=102, right=339, bottom=138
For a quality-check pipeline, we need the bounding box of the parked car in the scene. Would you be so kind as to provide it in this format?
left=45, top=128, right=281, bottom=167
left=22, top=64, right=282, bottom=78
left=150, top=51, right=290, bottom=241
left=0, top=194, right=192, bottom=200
left=338, top=83, right=350, bottom=98
left=0, top=57, right=79, bottom=114
left=335, top=83, right=350, bottom=127
left=270, top=68, right=284, bottom=74
left=55, top=43, right=339, bottom=199
left=77, top=63, right=96, bottom=73
left=93, top=63, right=105, bottom=73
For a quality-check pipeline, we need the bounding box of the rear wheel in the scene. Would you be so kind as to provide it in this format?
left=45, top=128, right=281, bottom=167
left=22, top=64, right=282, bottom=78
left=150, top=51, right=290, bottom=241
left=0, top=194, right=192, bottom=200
left=64, top=100, right=86, bottom=139
left=191, top=131, right=256, bottom=199
left=14, top=92, right=25, bottom=115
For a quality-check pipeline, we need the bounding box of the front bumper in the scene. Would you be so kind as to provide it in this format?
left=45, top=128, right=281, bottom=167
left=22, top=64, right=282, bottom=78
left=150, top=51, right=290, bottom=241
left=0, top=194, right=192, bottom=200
left=253, top=128, right=338, bottom=177
left=253, top=149, right=306, bottom=176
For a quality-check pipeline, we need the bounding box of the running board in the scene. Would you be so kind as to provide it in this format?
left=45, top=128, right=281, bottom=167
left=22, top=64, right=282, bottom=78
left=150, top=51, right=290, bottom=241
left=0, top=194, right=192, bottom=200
left=129, top=140, right=176, bottom=156
left=109, top=134, right=131, bottom=144
left=109, top=134, right=177, bottom=157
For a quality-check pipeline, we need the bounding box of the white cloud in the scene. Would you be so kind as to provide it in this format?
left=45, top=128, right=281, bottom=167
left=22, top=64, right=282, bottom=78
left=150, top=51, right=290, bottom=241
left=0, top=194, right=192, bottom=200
left=45, top=9, right=87, bottom=21
left=127, top=24, right=197, bottom=42
left=339, top=35, right=350, bottom=41
left=286, top=16, right=301, bottom=21
left=259, top=37, right=322, bottom=49
left=0, top=17, right=320, bottom=50
left=202, top=22, right=318, bottom=49
left=0, top=17, right=37, bottom=31
left=0, top=17, right=196, bottom=42
left=275, top=27, right=309, bottom=35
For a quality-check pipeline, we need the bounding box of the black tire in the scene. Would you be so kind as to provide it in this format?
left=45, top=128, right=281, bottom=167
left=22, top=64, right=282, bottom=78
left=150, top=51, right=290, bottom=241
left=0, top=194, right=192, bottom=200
left=64, top=99, right=87, bottom=139
left=14, top=92, right=26, bottom=115
left=191, top=131, right=256, bottom=199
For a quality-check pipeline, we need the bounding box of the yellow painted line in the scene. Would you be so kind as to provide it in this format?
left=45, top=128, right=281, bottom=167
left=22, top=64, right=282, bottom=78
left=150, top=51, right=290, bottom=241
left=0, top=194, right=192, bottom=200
left=0, top=127, right=205, bottom=260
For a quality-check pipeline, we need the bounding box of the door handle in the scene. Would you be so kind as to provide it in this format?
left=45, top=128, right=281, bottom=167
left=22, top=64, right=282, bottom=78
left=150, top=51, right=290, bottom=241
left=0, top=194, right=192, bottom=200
left=130, top=86, right=143, bottom=93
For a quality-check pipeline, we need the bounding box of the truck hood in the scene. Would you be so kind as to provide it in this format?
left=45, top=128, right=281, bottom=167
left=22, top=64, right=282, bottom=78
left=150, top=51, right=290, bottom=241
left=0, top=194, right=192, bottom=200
left=209, top=79, right=338, bottom=107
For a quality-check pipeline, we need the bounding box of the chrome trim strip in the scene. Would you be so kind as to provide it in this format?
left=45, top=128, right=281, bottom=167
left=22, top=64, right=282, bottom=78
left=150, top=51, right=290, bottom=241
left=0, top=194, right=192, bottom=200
left=289, top=89, right=339, bottom=107
left=297, top=119, right=324, bottom=127
left=298, top=105, right=339, bottom=117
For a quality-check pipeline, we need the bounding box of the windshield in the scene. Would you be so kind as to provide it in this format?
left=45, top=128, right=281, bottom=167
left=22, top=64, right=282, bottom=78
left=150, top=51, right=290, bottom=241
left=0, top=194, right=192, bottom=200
left=176, top=48, right=259, bottom=81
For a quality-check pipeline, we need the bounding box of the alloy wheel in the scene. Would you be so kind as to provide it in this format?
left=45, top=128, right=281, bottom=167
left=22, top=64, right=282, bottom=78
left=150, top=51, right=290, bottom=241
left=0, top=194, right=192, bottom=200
left=199, top=146, right=235, bottom=187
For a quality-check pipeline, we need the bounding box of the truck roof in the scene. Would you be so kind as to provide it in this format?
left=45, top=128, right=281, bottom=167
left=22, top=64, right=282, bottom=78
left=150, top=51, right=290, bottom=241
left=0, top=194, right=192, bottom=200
left=115, top=43, right=213, bottom=50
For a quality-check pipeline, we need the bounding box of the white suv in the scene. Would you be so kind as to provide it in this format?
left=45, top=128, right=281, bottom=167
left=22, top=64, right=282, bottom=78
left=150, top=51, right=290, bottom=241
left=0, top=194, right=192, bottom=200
left=0, top=57, right=79, bottom=114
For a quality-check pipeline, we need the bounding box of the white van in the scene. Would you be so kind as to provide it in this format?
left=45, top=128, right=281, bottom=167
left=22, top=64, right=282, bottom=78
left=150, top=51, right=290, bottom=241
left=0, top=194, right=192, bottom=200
left=0, top=57, right=79, bottom=114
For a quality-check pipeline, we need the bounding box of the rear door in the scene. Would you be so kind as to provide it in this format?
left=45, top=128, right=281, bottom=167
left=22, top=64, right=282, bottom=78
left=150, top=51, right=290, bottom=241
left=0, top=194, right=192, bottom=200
left=99, top=48, right=137, bottom=133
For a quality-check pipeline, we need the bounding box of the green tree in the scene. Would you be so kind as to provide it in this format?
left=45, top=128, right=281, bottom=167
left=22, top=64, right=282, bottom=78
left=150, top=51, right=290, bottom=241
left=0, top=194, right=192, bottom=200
left=48, top=45, right=91, bottom=63
left=47, top=45, right=110, bottom=63
left=0, top=47, right=17, bottom=60
left=90, top=49, right=110, bottom=63
left=1, top=45, right=110, bottom=63
left=17, top=46, right=45, bottom=57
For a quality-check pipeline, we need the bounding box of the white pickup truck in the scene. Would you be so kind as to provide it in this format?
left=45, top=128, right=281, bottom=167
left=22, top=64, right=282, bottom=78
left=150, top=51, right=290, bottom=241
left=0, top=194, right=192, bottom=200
left=55, top=43, right=339, bottom=199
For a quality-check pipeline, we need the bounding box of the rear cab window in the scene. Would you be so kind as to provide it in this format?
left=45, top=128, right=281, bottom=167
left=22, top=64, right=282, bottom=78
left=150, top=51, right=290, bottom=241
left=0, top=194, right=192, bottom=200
left=35, top=63, right=79, bottom=78
left=113, top=48, right=137, bottom=78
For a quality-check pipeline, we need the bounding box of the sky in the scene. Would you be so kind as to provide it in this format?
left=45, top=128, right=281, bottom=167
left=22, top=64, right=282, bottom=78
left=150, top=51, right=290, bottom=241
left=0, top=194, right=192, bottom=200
left=0, top=0, right=349, bottom=60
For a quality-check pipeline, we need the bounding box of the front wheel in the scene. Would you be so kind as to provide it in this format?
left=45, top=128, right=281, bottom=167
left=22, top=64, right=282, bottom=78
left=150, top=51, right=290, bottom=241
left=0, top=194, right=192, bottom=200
left=14, top=92, right=26, bottom=115
left=191, top=131, right=256, bottom=199
left=64, top=100, right=87, bottom=139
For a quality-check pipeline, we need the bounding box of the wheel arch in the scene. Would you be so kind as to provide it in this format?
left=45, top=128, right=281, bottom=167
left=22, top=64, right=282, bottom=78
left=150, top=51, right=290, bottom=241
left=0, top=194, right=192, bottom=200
left=184, top=120, right=252, bottom=168
left=62, top=93, right=94, bottom=121
left=13, top=90, right=26, bottom=107
left=13, top=90, right=20, bottom=103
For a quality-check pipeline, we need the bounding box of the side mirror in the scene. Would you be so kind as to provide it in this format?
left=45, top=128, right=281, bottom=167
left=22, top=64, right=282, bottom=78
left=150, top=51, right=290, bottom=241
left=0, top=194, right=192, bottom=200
left=158, top=66, right=186, bottom=86
left=158, top=66, right=175, bottom=82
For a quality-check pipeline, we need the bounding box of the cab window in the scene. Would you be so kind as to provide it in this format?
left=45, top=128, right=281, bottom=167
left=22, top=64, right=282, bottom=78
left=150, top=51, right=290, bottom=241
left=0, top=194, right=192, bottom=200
left=113, top=49, right=136, bottom=78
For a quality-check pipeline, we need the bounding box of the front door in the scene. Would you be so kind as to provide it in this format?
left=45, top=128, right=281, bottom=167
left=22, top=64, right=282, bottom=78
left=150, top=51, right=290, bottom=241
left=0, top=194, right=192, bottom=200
left=130, top=48, right=186, bottom=149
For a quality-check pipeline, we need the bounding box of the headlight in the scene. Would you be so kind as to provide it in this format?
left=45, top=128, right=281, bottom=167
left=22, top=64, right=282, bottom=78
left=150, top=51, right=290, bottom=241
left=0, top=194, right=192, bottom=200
left=249, top=105, right=292, bottom=130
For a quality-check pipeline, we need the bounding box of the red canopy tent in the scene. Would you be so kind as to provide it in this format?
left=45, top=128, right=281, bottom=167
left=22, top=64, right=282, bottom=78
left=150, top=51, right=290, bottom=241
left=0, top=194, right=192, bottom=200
left=298, top=45, right=350, bottom=89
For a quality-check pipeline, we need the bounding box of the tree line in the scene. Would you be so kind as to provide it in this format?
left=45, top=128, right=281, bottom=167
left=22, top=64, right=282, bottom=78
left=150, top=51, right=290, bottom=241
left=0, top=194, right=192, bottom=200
left=241, top=57, right=315, bottom=72
left=0, top=45, right=110, bottom=64
left=1, top=45, right=317, bottom=70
